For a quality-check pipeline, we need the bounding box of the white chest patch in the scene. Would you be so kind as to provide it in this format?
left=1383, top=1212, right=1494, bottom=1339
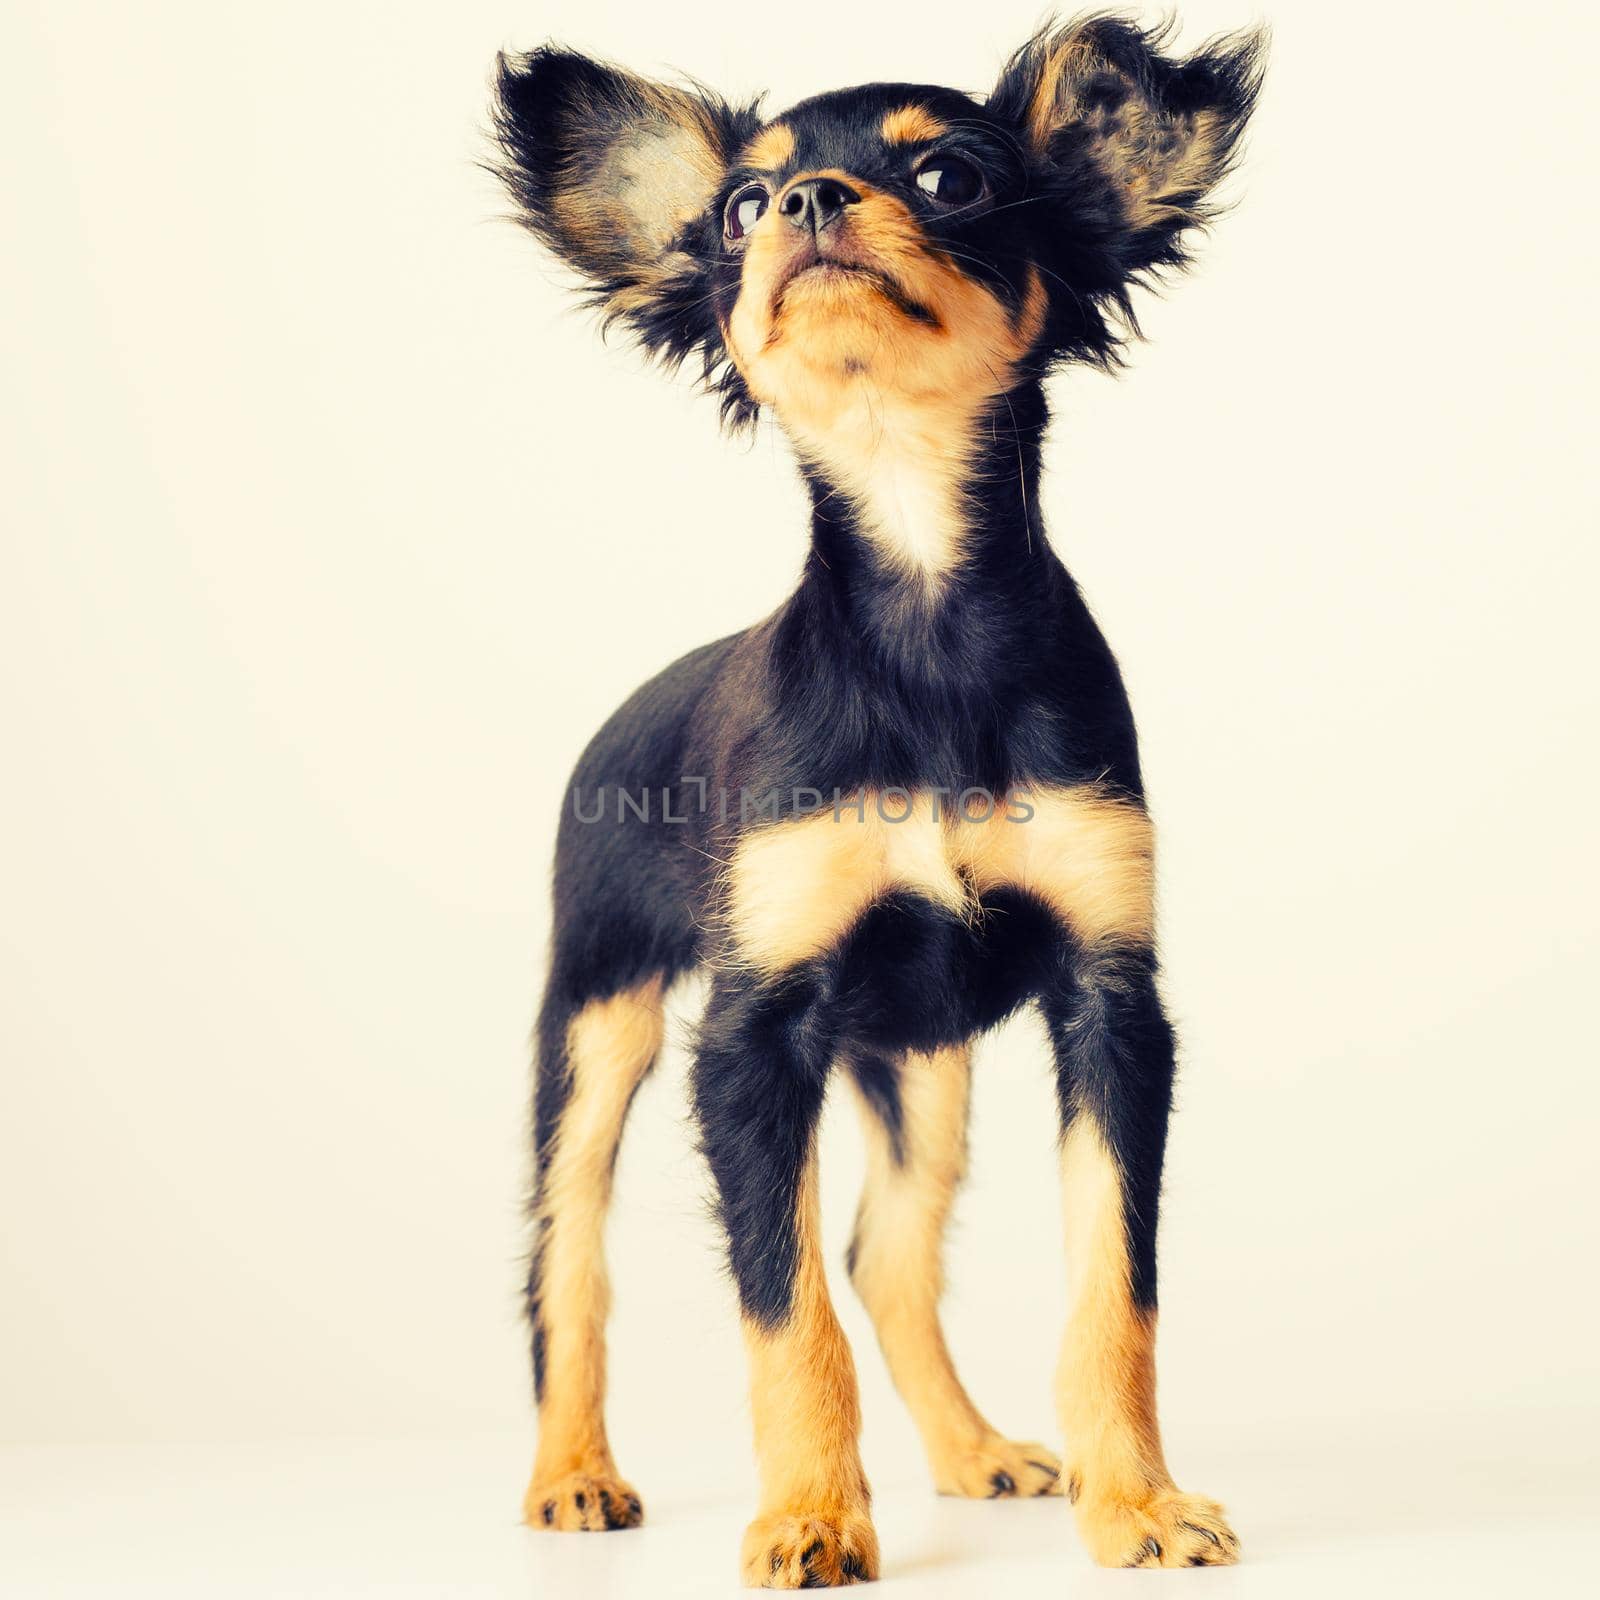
left=791, top=397, right=971, bottom=578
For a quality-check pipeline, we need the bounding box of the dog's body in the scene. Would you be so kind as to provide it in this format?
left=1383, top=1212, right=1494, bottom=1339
left=493, top=15, right=1263, bottom=1584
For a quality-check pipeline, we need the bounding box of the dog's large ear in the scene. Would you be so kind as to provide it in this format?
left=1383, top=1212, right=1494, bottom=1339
left=990, top=15, right=1265, bottom=278
left=491, top=47, right=759, bottom=365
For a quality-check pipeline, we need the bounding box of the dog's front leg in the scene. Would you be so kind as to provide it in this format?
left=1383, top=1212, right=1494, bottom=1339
left=1043, top=947, right=1240, bottom=1568
left=694, top=973, right=878, bottom=1589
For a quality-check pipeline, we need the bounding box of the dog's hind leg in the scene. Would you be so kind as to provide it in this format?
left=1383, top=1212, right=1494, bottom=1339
left=845, top=1045, right=1063, bottom=1499
left=523, top=973, right=664, bottom=1532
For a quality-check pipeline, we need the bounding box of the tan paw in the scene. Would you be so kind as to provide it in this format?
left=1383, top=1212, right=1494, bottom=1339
left=739, top=1510, right=880, bottom=1588
left=523, top=1469, right=642, bottom=1532
left=1074, top=1486, right=1238, bottom=1568
left=933, top=1436, right=1063, bottom=1499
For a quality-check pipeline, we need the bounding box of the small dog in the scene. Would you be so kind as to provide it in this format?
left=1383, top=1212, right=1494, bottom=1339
left=492, top=13, right=1263, bottom=1585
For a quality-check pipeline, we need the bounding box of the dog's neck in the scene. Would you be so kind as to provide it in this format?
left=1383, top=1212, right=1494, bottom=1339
left=788, top=376, right=1052, bottom=618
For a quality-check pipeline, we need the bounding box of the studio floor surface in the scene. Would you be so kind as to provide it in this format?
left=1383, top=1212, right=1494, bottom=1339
left=4, top=1412, right=1593, bottom=1597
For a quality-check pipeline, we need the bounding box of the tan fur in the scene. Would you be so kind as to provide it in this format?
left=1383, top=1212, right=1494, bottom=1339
left=957, top=785, right=1155, bottom=946
left=744, top=121, right=797, bottom=170
left=724, top=177, right=1046, bottom=578
left=881, top=105, right=947, bottom=144
left=524, top=978, right=664, bottom=1531
left=724, top=785, right=1153, bottom=977
left=740, top=1164, right=879, bottom=1587
left=1056, top=1118, right=1238, bottom=1566
left=725, top=791, right=964, bottom=975
left=849, top=1048, right=1062, bottom=1498
left=1083, top=103, right=1225, bottom=233
left=1016, top=26, right=1230, bottom=232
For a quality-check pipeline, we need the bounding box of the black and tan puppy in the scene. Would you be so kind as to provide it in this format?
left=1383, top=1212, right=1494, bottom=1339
left=492, top=12, right=1263, bottom=1585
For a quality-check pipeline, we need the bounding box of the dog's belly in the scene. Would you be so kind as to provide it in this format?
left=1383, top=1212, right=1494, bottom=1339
left=721, top=782, right=1158, bottom=1049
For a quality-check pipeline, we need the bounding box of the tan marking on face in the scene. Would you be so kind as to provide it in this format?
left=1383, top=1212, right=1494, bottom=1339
left=524, top=978, right=663, bottom=1524
left=724, top=783, right=1152, bottom=976
left=743, top=120, right=796, bottom=171
left=848, top=1048, right=1066, bottom=1498
left=1054, top=1120, right=1240, bottom=1565
left=725, top=177, right=1046, bottom=577
left=881, top=105, right=948, bottom=144
left=739, top=1161, right=880, bottom=1584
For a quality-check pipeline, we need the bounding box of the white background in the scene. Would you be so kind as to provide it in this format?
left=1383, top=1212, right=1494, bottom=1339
left=4, top=1, right=1598, bottom=1594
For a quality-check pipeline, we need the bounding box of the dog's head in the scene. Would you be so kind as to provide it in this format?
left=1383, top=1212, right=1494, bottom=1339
left=492, top=16, right=1263, bottom=436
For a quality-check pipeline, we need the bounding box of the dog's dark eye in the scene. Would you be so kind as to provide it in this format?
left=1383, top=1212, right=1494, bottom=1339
left=915, top=155, right=983, bottom=207
left=724, top=183, right=770, bottom=240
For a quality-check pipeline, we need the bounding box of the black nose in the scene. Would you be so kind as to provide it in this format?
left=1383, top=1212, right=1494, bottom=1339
left=779, top=176, right=860, bottom=234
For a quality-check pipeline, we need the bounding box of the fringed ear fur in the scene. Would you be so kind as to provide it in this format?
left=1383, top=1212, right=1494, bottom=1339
left=491, top=47, right=762, bottom=424
left=991, top=14, right=1266, bottom=278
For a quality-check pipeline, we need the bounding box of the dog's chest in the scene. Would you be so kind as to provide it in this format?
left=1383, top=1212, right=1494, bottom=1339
left=724, top=783, right=1154, bottom=978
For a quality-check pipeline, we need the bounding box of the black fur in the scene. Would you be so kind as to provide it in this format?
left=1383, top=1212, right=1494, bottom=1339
left=1044, top=945, right=1175, bottom=1309
left=847, top=1050, right=906, bottom=1167
left=695, top=973, right=835, bottom=1326
left=498, top=17, right=1262, bottom=1349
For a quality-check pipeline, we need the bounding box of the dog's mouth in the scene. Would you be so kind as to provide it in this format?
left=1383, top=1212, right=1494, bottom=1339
left=789, top=259, right=876, bottom=287
left=770, top=248, right=939, bottom=328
